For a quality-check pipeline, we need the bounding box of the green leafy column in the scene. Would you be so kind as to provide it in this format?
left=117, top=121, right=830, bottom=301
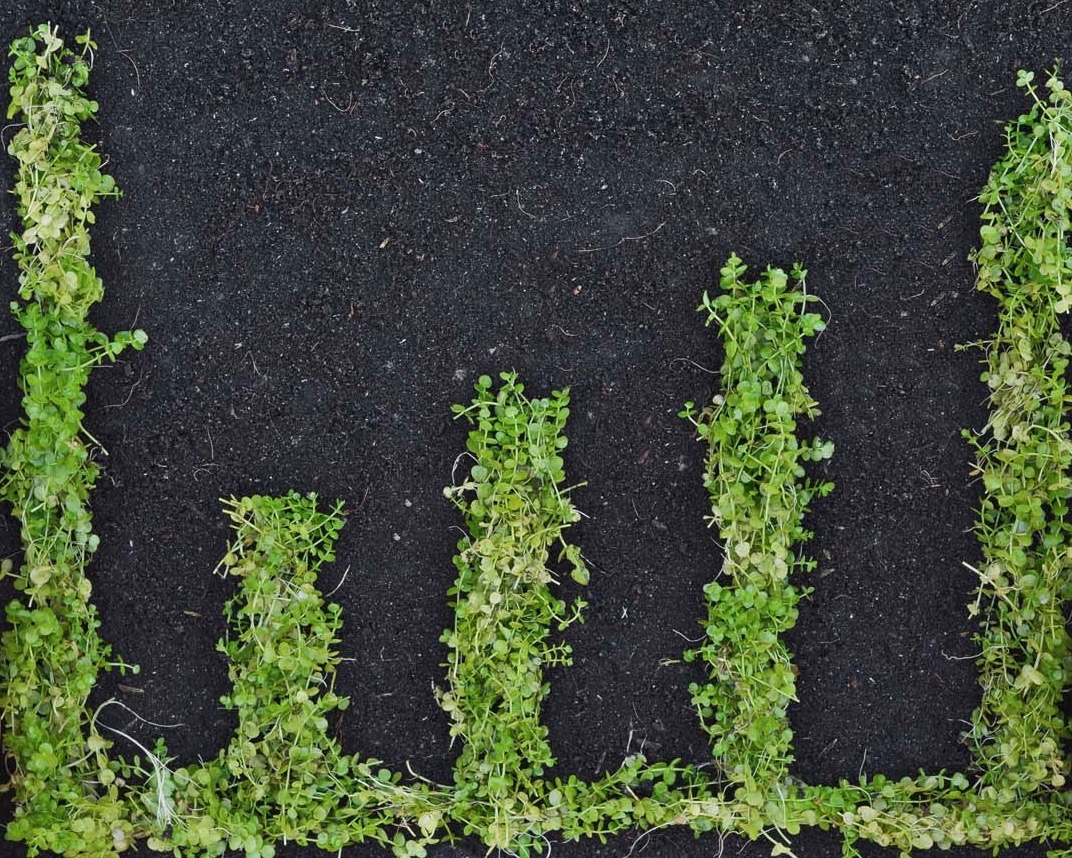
left=0, top=25, right=147, bottom=855
left=439, top=373, right=592, bottom=853
left=964, top=69, right=1072, bottom=802
left=681, top=256, right=832, bottom=808
left=164, top=494, right=444, bottom=858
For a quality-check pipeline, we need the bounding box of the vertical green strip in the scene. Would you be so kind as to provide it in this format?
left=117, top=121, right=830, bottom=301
left=165, top=493, right=443, bottom=858
left=965, top=70, right=1072, bottom=801
left=440, top=373, right=589, bottom=853
left=682, top=255, right=832, bottom=803
left=1, top=25, right=146, bottom=855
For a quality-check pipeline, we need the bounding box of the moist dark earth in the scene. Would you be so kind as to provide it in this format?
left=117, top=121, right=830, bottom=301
left=1, top=2, right=1071, bottom=857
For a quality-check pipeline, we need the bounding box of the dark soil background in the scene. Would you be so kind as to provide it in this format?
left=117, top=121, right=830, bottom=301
left=1, top=2, right=1070, bottom=857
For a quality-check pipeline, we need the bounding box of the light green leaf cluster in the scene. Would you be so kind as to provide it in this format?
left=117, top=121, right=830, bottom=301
left=159, top=493, right=447, bottom=858
left=441, top=372, right=585, bottom=821
left=673, top=69, right=1072, bottom=857
left=964, top=68, right=1072, bottom=801
left=680, top=254, right=832, bottom=797
left=0, top=23, right=146, bottom=857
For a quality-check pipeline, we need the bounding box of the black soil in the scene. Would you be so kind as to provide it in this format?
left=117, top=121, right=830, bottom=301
left=0, top=2, right=1069, bottom=857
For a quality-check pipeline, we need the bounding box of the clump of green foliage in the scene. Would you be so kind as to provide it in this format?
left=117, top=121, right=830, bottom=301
left=0, top=25, right=439, bottom=858
left=963, top=68, right=1072, bottom=801
left=673, top=69, right=1072, bottom=858
left=440, top=372, right=591, bottom=853
left=161, top=493, right=446, bottom=858
left=680, top=255, right=832, bottom=797
left=442, top=373, right=697, bottom=854
left=0, top=23, right=147, bottom=856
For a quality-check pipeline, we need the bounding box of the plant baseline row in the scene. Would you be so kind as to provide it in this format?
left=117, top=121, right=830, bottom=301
left=2, top=23, right=1072, bottom=858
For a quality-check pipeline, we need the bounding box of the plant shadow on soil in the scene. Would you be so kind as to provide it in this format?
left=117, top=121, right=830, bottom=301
left=2, top=2, right=1072, bottom=857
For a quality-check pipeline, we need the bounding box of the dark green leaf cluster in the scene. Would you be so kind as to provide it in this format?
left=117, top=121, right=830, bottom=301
left=441, top=373, right=687, bottom=854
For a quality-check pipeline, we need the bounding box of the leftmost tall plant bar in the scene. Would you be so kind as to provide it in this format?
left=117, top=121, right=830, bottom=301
left=1, top=23, right=147, bottom=856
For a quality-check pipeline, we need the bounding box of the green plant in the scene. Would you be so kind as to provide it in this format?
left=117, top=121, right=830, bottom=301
left=0, top=23, right=147, bottom=856
left=0, top=25, right=438, bottom=858
left=440, top=372, right=589, bottom=854
left=962, top=67, right=1072, bottom=802
left=680, top=255, right=832, bottom=799
left=441, top=373, right=697, bottom=854
left=160, top=493, right=446, bottom=858
left=674, top=68, right=1072, bottom=858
